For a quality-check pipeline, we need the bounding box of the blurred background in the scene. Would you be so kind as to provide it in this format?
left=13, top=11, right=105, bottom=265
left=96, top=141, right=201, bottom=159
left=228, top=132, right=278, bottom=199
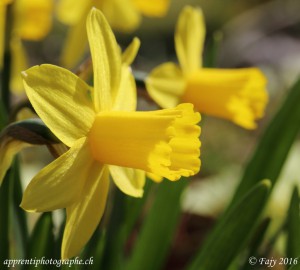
left=14, top=0, right=300, bottom=269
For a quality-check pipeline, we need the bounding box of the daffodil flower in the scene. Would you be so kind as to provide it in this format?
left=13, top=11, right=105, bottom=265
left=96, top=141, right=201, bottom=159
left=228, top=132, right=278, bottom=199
left=0, top=0, right=54, bottom=92
left=20, top=8, right=200, bottom=259
left=57, top=0, right=170, bottom=31
left=13, top=0, right=53, bottom=41
left=57, top=0, right=170, bottom=68
left=0, top=0, right=12, bottom=68
left=146, top=6, right=268, bottom=129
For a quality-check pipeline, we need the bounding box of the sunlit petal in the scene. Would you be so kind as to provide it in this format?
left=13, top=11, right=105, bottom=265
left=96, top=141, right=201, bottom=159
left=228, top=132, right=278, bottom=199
left=175, top=6, right=205, bottom=73
left=132, top=0, right=170, bottom=17
left=20, top=138, right=93, bottom=212
left=146, top=62, right=185, bottom=108
left=22, top=64, right=95, bottom=147
left=62, top=164, right=109, bottom=259
left=183, top=68, right=268, bottom=129
left=87, top=8, right=122, bottom=111
left=122, top=37, right=140, bottom=66
left=112, top=65, right=137, bottom=111
left=109, top=165, right=145, bottom=197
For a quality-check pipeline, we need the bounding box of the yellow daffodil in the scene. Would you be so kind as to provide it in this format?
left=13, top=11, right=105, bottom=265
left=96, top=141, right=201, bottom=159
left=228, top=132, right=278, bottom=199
left=57, top=0, right=170, bottom=31
left=20, top=8, right=200, bottom=259
left=0, top=0, right=53, bottom=92
left=57, top=0, right=170, bottom=68
left=13, top=0, right=53, bottom=41
left=0, top=0, right=12, bottom=68
left=146, top=6, right=268, bottom=129
left=12, top=0, right=53, bottom=92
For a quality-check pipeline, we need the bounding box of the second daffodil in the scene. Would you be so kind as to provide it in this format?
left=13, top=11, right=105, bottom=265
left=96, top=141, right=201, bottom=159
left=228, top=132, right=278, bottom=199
left=146, top=6, right=268, bottom=129
left=20, top=8, right=201, bottom=259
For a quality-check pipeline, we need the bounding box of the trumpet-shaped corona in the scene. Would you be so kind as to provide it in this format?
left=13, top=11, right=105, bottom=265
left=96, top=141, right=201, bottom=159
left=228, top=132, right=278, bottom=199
left=146, top=6, right=268, bottom=129
left=89, top=104, right=200, bottom=180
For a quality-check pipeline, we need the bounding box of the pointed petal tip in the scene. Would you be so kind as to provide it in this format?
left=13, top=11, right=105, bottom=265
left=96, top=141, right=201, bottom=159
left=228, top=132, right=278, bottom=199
left=21, top=71, right=28, bottom=78
left=133, top=37, right=141, bottom=46
left=19, top=201, right=37, bottom=213
left=136, top=189, right=144, bottom=198
left=90, top=6, right=97, bottom=13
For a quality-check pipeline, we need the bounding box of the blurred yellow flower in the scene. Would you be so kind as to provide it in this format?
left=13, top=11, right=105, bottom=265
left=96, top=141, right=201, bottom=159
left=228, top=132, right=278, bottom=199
left=57, top=0, right=170, bottom=31
left=57, top=0, right=170, bottom=68
left=0, top=0, right=12, bottom=68
left=146, top=6, right=268, bottom=129
left=20, top=8, right=200, bottom=259
left=13, top=0, right=53, bottom=41
left=0, top=0, right=54, bottom=92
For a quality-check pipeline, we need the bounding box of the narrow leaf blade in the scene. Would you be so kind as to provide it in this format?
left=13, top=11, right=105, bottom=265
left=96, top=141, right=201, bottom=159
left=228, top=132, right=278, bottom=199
left=187, top=180, right=271, bottom=270
left=125, top=179, right=188, bottom=270
left=230, top=78, right=300, bottom=207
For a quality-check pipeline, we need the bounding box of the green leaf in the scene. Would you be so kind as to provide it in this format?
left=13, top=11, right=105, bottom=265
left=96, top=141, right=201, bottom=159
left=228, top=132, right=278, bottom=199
left=11, top=159, right=28, bottom=259
left=229, top=78, right=300, bottom=208
left=0, top=99, right=8, bottom=130
left=100, top=180, right=153, bottom=270
left=0, top=167, right=13, bottom=264
left=81, top=229, right=106, bottom=270
left=187, top=180, right=271, bottom=270
left=288, top=259, right=300, bottom=270
left=203, top=31, right=223, bottom=68
left=240, top=218, right=271, bottom=270
left=125, top=179, right=188, bottom=270
left=25, top=212, right=56, bottom=270
left=286, top=186, right=300, bottom=259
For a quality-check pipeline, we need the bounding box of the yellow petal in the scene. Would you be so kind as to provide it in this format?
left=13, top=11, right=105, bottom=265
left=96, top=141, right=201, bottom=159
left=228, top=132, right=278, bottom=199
left=146, top=62, right=185, bottom=108
left=86, top=8, right=122, bottom=111
left=175, top=6, right=205, bottom=73
left=146, top=172, right=163, bottom=183
left=22, top=64, right=95, bottom=147
left=88, top=104, right=201, bottom=181
left=0, top=137, right=29, bottom=185
left=62, top=164, right=109, bottom=259
left=13, top=0, right=53, bottom=41
left=60, top=16, right=88, bottom=69
left=0, top=0, right=13, bottom=5
left=122, top=37, right=140, bottom=66
left=101, top=0, right=141, bottom=32
left=56, top=0, right=92, bottom=25
left=183, top=68, right=268, bottom=129
left=16, top=107, right=36, bottom=121
left=0, top=7, right=5, bottom=69
left=112, top=65, right=137, bottom=111
left=10, top=37, right=28, bottom=93
left=21, top=138, right=92, bottom=212
left=109, top=166, right=145, bottom=197
left=132, top=0, right=170, bottom=17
